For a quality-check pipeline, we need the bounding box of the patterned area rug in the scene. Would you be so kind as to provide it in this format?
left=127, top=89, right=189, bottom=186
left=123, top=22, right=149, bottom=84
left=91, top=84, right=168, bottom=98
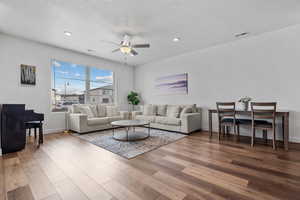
left=73, top=128, right=186, bottom=159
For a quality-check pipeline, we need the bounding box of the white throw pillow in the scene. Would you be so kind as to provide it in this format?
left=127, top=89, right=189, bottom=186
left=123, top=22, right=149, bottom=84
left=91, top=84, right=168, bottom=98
left=180, top=104, right=197, bottom=113
left=180, top=107, right=193, bottom=118
left=89, top=105, right=98, bottom=117
left=79, top=106, right=95, bottom=118
left=166, top=106, right=181, bottom=118
left=106, top=106, right=119, bottom=117
left=71, top=104, right=82, bottom=113
left=156, top=105, right=167, bottom=116
left=143, top=104, right=157, bottom=116
left=97, top=104, right=106, bottom=117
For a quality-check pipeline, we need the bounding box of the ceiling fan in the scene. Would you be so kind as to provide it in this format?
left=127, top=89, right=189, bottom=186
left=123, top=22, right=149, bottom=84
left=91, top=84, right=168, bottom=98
left=111, top=34, right=150, bottom=56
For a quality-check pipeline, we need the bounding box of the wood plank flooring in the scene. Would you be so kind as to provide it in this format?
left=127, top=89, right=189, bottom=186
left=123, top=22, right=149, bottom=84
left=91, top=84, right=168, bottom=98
left=1, top=131, right=300, bottom=200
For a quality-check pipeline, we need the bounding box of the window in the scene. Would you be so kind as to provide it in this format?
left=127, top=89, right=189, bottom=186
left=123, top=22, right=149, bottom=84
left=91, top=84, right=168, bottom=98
left=102, top=98, right=109, bottom=103
left=51, top=60, right=114, bottom=112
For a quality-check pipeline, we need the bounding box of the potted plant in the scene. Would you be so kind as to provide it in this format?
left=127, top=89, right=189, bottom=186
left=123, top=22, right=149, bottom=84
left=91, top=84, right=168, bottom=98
left=238, top=96, right=252, bottom=111
left=127, top=91, right=140, bottom=111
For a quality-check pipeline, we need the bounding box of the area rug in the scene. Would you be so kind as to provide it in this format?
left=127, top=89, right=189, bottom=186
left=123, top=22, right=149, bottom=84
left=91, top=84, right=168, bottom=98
left=73, top=128, right=186, bottom=159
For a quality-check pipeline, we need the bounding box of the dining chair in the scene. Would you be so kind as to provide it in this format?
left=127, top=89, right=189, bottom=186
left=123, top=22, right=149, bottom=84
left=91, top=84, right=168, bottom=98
left=251, top=102, right=277, bottom=149
left=216, top=102, right=240, bottom=140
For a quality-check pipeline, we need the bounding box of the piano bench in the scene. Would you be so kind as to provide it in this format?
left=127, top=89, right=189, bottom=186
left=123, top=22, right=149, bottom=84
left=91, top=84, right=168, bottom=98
left=25, top=121, right=43, bottom=146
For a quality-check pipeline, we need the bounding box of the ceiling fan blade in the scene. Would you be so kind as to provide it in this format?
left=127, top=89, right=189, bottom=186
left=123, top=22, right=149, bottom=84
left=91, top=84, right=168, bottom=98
left=130, top=49, right=138, bottom=56
left=100, top=40, right=120, bottom=46
left=112, top=48, right=120, bottom=53
left=132, top=44, right=150, bottom=48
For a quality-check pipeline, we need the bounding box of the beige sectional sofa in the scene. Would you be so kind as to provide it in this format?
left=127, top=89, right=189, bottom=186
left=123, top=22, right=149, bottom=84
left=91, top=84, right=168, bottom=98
left=133, top=104, right=201, bottom=134
left=68, top=104, right=129, bottom=134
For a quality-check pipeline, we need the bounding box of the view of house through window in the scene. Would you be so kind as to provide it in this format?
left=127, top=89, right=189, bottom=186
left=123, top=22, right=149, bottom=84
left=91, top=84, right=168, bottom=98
left=51, top=60, right=114, bottom=112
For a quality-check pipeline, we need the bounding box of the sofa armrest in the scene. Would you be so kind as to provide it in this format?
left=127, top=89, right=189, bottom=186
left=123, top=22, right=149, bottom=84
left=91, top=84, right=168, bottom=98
left=180, top=113, right=201, bottom=134
left=68, top=113, right=88, bottom=132
left=120, top=111, right=130, bottom=119
left=132, top=111, right=142, bottom=119
left=69, top=113, right=88, bottom=122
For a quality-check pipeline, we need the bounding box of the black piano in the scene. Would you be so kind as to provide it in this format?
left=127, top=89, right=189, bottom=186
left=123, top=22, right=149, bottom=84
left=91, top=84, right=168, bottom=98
left=0, top=104, right=44, bottom=154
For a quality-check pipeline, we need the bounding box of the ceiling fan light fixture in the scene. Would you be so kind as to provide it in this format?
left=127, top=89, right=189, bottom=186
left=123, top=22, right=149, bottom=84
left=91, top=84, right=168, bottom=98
left=235, top=32, right=249, bottom=38
left=64, top=31, right=72, bottom=36
left=173, top=37, right=181, bottom=42
left=120, top=46, right=131, bottom=54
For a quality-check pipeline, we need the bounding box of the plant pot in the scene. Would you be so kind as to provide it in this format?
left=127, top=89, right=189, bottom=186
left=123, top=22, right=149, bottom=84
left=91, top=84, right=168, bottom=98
left=241, top=102, right=249, bottom=111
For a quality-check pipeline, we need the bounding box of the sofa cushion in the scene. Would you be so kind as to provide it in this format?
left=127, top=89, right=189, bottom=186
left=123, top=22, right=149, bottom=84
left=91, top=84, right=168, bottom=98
left=106, top=105, right=119, bottom=117
left=180, top=107, right=193, bottom=118
left=97, top=104, right=106, bottom=117
left=107, top=116, right=123, bottom=123
left=155, top=116, right=181, bottom=126
left=136, top=115, right=156, bottom=123
left=166, top=105, right=181, bottom=118
left=180, top=104, right=197, bottom=113
left=143, top=104, right=157, bottom=116
left=79, top=106, right=95, bottom=118
left=70, top=104, right=83, bottom=113
left=156, top=105, right=167, bottom=116
left=89, top=105, right=98, bottom=117
left=87, top=117, right=109, bottom=126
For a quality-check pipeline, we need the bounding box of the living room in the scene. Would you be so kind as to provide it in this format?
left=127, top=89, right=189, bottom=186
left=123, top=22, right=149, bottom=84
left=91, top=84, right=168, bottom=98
left=1, top=0, right=300, bottom=200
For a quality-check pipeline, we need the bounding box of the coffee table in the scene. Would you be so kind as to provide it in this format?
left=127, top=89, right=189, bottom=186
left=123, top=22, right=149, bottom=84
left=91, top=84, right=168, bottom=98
left=111, top=120, right=151, bottom=141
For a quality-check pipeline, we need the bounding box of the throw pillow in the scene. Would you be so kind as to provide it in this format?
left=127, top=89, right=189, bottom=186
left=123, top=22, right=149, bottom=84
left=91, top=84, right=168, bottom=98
left=89, top=105, right=98, bottom=117
left=143, top=104, right=157, bottom=116
left=79, top=106, right=95, bottom=118
left=106, top=106, right=119, bottom=117
left=97, top=104, right=106, bottom=117
left=156, top=105, right=167, bottom=116
left=166, top=105, right=181, bottom=118
left=180, top=104, right=197, bottom=113
left=71, top=104, right=82, bottom=113
left=180, top=107, right=193, bottom=118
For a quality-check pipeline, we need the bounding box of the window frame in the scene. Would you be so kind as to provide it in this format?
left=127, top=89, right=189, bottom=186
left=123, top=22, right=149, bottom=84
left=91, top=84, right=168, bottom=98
left=50, top=59, right=116, bottom=113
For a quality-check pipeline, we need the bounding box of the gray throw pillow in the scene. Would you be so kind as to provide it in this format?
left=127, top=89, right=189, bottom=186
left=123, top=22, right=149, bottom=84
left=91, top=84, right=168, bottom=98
left=106, top=106, right=119, bottom=117
left=79, top=106, right=95, bottom=118
left=166, top=106, right=181, bottom=118
left=143, top=104, right=157, bottom=116
left=180, top=104, right=197, bottom=113
left=157, top=105, right=167, bottom=116
left=97, top=104, right=106, bottom=117
left=180, top=107, right=193, bottom=118
left=89, top=105, right=98, bottom=117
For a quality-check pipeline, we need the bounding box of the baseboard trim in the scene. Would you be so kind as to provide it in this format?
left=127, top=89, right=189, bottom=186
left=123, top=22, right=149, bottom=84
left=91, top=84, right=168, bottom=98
left=289, top=137, right=300, bottom=143
left=204, top=131, right=300, bottom=150
left=201, top=127, right=300, bottom=143
left=44, top=128, right=65, bottom=134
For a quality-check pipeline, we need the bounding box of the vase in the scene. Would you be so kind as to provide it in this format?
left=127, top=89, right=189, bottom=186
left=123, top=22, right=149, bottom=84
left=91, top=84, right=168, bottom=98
left=241, top=102, right=249, bottom=111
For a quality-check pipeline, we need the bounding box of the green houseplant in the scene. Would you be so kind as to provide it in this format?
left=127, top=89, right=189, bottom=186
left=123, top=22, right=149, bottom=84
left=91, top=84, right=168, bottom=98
left=127, top=91, right=140, bottom=111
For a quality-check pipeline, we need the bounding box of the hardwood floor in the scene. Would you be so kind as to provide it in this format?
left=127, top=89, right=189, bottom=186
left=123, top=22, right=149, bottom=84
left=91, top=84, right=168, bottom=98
left=1, top=131, right=300, bottom=200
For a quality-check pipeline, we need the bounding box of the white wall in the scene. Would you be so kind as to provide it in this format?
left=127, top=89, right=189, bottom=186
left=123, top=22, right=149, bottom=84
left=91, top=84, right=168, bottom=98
left=0, top=33, right=134, bottom=134
left=135, top=24, right=300, bottom=143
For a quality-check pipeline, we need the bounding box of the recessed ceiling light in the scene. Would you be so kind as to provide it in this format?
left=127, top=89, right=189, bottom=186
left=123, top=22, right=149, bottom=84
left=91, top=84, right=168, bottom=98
left=173, top=37, right=181, bottom=42
left=64, top=31, right=72, bottom=36
left=235, top=32, right=249, bottom=38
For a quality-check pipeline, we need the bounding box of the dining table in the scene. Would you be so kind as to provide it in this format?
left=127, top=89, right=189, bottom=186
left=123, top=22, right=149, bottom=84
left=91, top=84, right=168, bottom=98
left=208, top=109, right=290, bottom=150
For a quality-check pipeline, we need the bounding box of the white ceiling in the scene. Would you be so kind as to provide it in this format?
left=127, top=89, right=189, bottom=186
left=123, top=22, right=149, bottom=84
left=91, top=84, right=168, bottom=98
left=1, top=0, right=300, bottom=66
